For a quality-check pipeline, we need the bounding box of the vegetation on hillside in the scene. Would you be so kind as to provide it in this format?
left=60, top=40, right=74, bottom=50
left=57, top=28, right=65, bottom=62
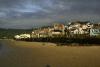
left=0, top=28, right=32, bottom=39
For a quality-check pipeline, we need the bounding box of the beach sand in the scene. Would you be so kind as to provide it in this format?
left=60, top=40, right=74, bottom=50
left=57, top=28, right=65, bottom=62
left=0, top=39, right=100, bottom=67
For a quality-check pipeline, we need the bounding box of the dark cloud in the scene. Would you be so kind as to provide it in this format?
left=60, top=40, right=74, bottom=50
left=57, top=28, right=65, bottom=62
left=0, top=0, right=100, bottom=28
left=69, top=0, right=100, bottom=14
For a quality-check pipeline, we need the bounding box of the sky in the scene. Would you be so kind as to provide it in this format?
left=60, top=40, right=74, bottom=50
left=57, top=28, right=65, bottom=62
left=0, top=0, right=100, bottom=29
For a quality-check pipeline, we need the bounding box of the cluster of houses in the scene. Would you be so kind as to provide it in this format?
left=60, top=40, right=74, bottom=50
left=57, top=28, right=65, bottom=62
left=14, top=21, right=100, bottom=40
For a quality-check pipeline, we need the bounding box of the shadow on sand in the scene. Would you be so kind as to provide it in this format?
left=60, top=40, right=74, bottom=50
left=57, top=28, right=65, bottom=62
left=15, top=37, right=100, bottom=46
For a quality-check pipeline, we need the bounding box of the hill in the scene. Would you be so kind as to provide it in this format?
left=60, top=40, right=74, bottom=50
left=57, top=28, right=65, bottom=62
left=0, top=28, right=32, bottom=39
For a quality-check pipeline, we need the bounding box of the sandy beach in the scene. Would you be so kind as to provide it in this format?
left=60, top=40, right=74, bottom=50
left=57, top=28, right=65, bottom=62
left=0, top=39, right=100, bottom=67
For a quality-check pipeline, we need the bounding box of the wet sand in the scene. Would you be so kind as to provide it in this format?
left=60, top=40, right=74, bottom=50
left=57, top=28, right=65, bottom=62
left=0, top=39, right=100, bottom=67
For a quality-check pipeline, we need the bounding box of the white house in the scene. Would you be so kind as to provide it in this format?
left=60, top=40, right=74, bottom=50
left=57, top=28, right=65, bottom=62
left=51, top=31, right=62, bottom=35
left=14, top=35, right=21, bottom=39
left=90, top=26, right=100, bottom=36
left=14, top=34, right=31, bottom=39
left=20, top=34, right=31, bottom=38
left=90, top=23, right=100, bottom=36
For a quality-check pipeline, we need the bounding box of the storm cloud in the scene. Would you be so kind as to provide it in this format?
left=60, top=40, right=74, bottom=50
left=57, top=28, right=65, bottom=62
left=0, top=0, right=100, bottom=29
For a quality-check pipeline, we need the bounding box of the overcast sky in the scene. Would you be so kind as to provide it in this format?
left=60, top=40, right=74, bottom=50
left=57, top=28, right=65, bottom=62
left=0, top=0, right=100, bottom=29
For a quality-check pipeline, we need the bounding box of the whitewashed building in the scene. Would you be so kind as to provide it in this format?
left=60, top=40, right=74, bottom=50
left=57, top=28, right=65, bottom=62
left=68, top=21, right=93, bottom=35
left=90, top=24, right=100, bottom=36
left=14, top=34, right=31, bottom=39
